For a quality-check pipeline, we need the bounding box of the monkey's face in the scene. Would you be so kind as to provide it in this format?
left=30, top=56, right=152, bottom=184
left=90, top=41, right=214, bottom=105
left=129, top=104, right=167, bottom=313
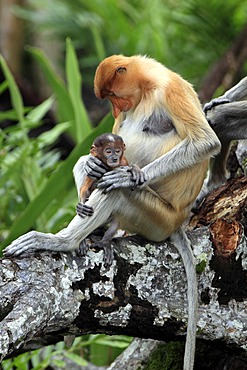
left=102, top=144, right=124, bottom=168
left=94, top=55, right=143, bottom=118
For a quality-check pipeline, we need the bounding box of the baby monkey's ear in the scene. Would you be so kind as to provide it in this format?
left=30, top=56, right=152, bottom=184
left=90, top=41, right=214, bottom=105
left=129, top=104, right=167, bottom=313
left=90, top=145, right=98, bottom=156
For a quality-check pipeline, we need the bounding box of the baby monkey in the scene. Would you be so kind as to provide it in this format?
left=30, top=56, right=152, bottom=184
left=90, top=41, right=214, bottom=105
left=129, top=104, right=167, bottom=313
left=76, top=133, right=145, bottom=266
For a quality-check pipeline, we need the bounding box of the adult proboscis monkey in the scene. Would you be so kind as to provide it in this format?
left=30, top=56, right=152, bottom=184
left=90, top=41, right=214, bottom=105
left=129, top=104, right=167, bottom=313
left=4, top=55, right=221, bottom=370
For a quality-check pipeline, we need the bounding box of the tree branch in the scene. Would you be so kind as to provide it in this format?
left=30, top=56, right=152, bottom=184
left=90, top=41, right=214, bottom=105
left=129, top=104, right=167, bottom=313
left=1, top=219, right=247, bottom=361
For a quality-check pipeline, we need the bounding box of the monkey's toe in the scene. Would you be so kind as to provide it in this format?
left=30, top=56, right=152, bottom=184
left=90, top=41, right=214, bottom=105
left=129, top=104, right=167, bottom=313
left=92, top=241, right=114, bottom=268
left=77, top=239, right=90, bottom=257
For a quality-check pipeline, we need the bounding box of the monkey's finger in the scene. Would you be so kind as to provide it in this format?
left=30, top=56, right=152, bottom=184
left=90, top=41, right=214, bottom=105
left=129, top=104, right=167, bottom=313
left=87, top=160, right=108, bottom=173
left=99, top=169, right=129, bottom=182
left=85, top=165, right=106, bottom=179
left=131, top=171, right=146, bottom=187
left=85, top=157, right=108, bottom=178
left=103, top=246, right=114, bottom=268
left=77, top=239, right=90, bottom=257
left=203, top=98, right=230, bottom=113
left=138, top=171, right=147, bottom=185
left=76, top=203, right=94, bottom=217
left=4, top=238, right=34, bottom=256
left=98, top=178, right=122, bottom=190
left=134, top=172, right=143, bottom=185
left=100, top=181, right=126, bottom=192
left=3, top=231, right=36, bottom=256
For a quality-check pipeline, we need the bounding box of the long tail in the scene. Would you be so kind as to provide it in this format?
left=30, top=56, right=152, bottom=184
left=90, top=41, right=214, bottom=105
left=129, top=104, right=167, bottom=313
left=170, top=227, right=198, bottom=370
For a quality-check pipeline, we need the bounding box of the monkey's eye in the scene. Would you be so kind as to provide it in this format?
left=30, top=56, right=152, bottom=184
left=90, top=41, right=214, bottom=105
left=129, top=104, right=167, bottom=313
left=105, top=149, right=113, bottom=155
left=116, top=66, right=127, bottom=74
left=115, top=149, right=122, bottom=155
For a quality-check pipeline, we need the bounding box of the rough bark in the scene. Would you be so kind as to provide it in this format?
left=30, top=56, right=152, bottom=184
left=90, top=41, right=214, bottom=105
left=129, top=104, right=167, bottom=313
left=0, top=211, right=247, bottom=362
left=191, top=176, right=247, bottom=230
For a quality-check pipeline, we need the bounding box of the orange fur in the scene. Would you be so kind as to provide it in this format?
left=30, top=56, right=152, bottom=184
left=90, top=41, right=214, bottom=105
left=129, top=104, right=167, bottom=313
left=94, top=55, right=220, bottom=240
left=93, top=55, right=222, bottom=370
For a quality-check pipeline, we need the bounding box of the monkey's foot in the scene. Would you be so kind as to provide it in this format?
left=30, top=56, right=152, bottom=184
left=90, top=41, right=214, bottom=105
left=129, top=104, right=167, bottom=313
left=92, top=241, right=114, bottom=268
left=77, top=239, right=90, bottom=257
left=76, top=202, right=94, bottom=218
left=4, top=230, right=70, bottom=256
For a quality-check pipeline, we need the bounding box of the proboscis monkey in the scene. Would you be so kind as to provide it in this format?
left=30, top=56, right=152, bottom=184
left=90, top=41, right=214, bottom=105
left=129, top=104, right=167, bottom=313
left=76, top=132, right=144, bottom=266
left=77, top=133, right=128, bottom=216
left=4, top=55, right=221, bottom=370
left=196, top=76, right=247, bottom=203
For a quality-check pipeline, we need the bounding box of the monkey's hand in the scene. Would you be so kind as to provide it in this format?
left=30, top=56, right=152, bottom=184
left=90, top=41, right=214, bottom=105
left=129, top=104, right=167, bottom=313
left=97, top=166, right=146, bottom=192
left=203, top=97, right=230, bottom=113
left=76, top=202, right=94, bottom=218
left=85, top=155, right=109, bottom=180
left=129, top=164, right=147, bottom=190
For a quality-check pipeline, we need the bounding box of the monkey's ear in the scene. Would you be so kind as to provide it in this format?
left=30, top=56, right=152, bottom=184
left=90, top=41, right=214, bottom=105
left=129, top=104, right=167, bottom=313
left=90, top=145, right=98, bottom=156
left=116, top=66, right=127, bottom=74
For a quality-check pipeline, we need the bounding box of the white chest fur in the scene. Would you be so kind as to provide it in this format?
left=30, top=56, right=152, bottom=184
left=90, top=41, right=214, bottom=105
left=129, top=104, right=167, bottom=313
left=118, top=112, right=176, bottom=168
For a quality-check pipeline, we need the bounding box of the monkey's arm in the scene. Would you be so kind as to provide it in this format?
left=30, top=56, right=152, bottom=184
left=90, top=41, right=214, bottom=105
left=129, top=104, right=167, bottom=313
left=98, top=130, right=219, bottom=192
left=204, top=76, right=247, bottom=112
left=76, top=176, right=95, bottom=218
left=196, top=79, right=247, bottom=204
left=74, top=155, right=109, bottom=218
left=99, top=90, right=221, bottom=192
left=73, top=155, right=108, bottom=197
left=223, top=76, right=247, bottom=101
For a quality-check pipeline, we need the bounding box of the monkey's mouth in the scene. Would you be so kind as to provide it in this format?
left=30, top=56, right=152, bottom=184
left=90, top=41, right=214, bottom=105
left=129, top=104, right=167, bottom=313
left=107, top=162, right=120, bottom=168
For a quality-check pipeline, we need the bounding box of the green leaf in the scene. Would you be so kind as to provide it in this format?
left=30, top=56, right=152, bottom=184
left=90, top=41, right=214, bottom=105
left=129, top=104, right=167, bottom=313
left=27, top=47, right=74, bottom=124
left=0, top=55, right=25, bottom=124
left=65, top=38, right=92, bottom=141
left=0, top=110, right=19, bottom=122
left=25, top=96, right=54, bottom=128
left=51, top=359, right=66, bottom=368
left=38, top=121, right=72, bottom=146
left=64, top=352, right=87, bottom=366
left=2, top=113, right=113, bottom=249
left=0, top=80, right=8, bottom=94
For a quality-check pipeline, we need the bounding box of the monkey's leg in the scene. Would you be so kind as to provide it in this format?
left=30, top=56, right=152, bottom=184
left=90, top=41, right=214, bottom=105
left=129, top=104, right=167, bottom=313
left=4, top=189, right=116, bottom=256
left=91, top=219, right=119, bottom=267
left=4, top=186, right=197, bottom=369
left=5, top=187, right=179, bottom=256
left=77, top=219, right=117, bottom=262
